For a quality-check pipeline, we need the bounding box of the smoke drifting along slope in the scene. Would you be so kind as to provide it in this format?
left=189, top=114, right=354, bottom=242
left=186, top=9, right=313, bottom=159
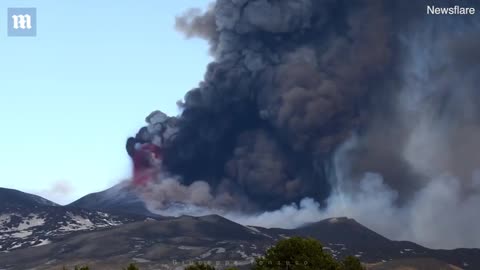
left=127, top=0, right=480, bottom=248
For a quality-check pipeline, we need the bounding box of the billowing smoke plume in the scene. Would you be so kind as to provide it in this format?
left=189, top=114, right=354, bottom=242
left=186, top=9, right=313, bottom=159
left=130, top=0, right=398, bottom=210
left=127, top=0, right=480, bottom=248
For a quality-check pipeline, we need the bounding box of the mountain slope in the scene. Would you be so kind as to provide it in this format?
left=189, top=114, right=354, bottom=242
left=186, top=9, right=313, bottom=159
left=367, top=258, right=463, bottom=270
left=0, top=187, right=159, bottom=253
left=1, top=214, right=479, bottom=270
left=295, top=217, right=424, bottom=261
left=252, top=217, right=479, bottom=269
left=68, top=181, right=157, bottom=217
left=0, top=188, right=58, bottom=211
left=1, top=188, right=479, bottom=270
left=0, top=206, right=152, bottom=252
left=0, top=215, right=274, bottom=270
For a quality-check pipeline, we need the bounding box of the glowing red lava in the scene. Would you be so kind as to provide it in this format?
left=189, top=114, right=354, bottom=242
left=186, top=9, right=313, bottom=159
left=132, top=143, right=162, bottom=186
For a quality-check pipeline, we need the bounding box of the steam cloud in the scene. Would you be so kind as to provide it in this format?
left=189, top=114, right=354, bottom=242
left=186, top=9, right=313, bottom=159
left=128, top=0, right=480, bottom=249
left=35, top=180, right=74, bottom=205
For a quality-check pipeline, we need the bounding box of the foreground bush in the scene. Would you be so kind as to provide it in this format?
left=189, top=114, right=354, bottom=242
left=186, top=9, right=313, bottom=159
left=253, top=237, right=364, bottom=270
left=184, top=263, right=216, bottom=270
left=123, top=263, right=140, bottom=270
left=253, top=237, right=339, bottom=270
left=341, top=255, right=364, bottom=270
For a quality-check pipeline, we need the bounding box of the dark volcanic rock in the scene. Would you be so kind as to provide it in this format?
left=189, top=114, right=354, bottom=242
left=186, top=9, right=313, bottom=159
left=0, top=214, right=479, bottom=270
left=68, top=182, right=158, bottom=217
left=0, top=188, right=158, bottom=253
left=1, top=188, right=479, bottom=270
left=0, top=215, right=273, bottom=270
left=0, top=188, right=58, bottom=211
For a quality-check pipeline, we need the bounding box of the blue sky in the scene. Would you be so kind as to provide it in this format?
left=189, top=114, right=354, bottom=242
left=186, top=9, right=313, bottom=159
left=0, top=0, right=211, bottom=204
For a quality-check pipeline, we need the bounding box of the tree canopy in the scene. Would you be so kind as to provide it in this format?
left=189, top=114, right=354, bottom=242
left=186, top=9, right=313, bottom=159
left=184, top=263, right=216, bottom=270
left=253, top=237, right=364, bottom=270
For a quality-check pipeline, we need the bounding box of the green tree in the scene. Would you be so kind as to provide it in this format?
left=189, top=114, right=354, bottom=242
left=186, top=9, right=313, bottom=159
left=124, top=263, right=140, bottom=270
left=341, top=256, right=365, bottom=270
left=253, top=237, right=340, bottom=270
left=74, top=266, right=90, bottom=270
left=184, top=262, right=216, bottom=270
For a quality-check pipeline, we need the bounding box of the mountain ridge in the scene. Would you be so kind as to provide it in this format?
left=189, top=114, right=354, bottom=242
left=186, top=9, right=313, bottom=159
left=1, top=186, right=479, bottom=270
left=0, top=187, right=59, bottom=210
left=68, top=181, right=159, bottom=217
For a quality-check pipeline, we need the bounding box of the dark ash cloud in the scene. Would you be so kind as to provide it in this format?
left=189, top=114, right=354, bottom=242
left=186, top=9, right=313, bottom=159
left=126, top=0, right=480, bottom=248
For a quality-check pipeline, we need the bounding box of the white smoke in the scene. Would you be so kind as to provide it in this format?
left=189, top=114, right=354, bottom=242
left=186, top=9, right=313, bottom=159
left=140, top=134, right=480, bottom=249
left=231, top=18, right=480, bottom=249
left=139, top=174, right=213, bottom=212
left=222, top=135, right=480, bottom=249
left=317, top=137, right=480, bottom=249
left=138, top=16, right=480, bottom=249
left=228, top=18, right=480, bottom=249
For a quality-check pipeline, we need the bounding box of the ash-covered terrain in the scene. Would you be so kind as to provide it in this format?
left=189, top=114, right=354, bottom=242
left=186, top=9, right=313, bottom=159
left=0, top=188, right=157, bottom=253
left=68, top=181, right=160, bottom=217
left=0, top=187, right=479, bottom=270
